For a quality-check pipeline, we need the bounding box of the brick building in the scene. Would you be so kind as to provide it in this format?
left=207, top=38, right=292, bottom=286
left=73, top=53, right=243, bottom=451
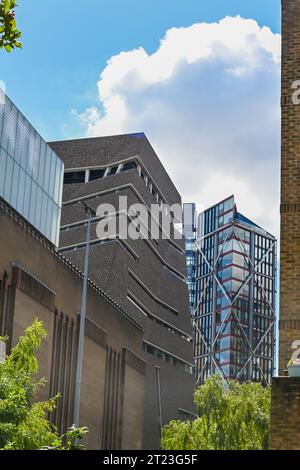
left=49, top=133, right=195, bottom=449
left=0, top=88, right=194, bottom=449
left=0, top=200, right=145, bottom=449
left=270, top=0, right=300, bottom=450
left=279, top=0, right=300, bottom=375
left=0, top=89, right=147, bottom=449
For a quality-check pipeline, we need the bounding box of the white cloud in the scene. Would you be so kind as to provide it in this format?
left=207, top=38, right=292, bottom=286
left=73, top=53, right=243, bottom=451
left=75, top=16, right=281, bottom=237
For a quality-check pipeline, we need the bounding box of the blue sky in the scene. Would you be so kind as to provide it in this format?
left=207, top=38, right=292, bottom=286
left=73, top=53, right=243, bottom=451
left=1, top=1, right=281, bottom=236
left=1, top=0, right=280, bottom=141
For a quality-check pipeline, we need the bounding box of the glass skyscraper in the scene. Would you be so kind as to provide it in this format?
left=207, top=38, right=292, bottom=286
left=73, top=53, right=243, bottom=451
left=186, top=196, right=276, bottom=386
left=183, top=203, right=198, bottom=311
left=0, top=88, right=64, bottom=246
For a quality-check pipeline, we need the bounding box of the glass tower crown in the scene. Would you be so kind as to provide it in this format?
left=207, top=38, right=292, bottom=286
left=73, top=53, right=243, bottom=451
left=0, top=89, right=64, bottom=246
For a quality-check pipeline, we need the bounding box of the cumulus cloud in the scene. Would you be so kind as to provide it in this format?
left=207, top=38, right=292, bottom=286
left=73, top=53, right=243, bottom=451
left=74, top=16, right=281, bottom=236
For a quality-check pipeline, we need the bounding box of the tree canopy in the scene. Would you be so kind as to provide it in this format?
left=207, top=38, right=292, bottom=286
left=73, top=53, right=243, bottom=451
left=0, top=0, right=22, bottom=52
left=162, top=375, right=271, bottom=450
left=0, top=319, right=87, bottom=450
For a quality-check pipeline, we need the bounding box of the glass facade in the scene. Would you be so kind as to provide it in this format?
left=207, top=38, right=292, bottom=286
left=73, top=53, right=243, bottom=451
left=0, top=89, right=64, bottom=246
left=183, top=203, right=198, bottom=311
left=189, top=196, right=276, bottom=385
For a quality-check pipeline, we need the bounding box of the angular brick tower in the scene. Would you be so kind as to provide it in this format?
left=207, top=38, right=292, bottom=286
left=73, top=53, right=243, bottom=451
left=280, top=0, right=300, bottom=374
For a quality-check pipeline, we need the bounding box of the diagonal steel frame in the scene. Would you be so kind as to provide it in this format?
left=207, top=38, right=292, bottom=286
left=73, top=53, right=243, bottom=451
left=193, top=317, right=229, bottom=385
left=193, top=225, right=275, bottom=385
left=233, top=226, right=275, bottom=317
left=193, top=229, right=235, bottom=383
left=193, top=227, right=247, bottom=383
left=235, top=319, right=274, bottom=381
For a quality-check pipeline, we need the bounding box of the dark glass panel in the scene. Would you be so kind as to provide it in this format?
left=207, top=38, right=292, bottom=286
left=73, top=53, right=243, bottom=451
left=89, top=168, right=105, bottom=181
left=64, top=171, right=85, bottom=184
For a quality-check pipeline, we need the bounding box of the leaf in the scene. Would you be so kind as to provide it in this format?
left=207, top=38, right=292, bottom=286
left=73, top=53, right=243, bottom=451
left=0, top=0, right=22, bottom=52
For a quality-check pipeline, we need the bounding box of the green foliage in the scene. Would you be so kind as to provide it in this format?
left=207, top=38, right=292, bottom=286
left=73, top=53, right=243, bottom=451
left=0, top=0, right=22, bottom=52
left=162, top=375, right=271, bottom=450
left=0, top=319, right=88, bottom=450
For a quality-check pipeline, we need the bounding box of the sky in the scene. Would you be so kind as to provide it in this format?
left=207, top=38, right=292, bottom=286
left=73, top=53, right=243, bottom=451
left=0, top=0, right=281, bottom=235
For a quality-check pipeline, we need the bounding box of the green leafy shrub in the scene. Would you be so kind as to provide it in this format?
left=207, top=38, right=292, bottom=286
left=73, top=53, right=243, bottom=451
left=162, top=375, right=271, bottom=450
left=0, top=319, right=88, bottom=450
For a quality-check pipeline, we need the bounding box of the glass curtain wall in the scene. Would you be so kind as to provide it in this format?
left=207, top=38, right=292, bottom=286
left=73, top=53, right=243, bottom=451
left=0, top=89, right=64, bottom=246
left=194, top=196, right=276, bottom=385
left=183, top=203, right=198, bottom=311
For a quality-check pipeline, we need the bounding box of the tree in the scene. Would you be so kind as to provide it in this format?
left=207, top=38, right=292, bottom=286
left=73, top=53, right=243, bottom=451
left=0, top=0, right=22, bottom=52
left=0, top=319, right=88, bottom=450
left=162, top=375, right=271, bottom=450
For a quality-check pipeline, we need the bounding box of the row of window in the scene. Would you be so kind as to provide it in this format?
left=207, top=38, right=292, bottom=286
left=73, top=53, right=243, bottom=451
left=219, top=238, right=250, bottom=257
left=215, top=334, right=249, bottom=353
left=215, top=320, right=247, bottom=337
left=194, top=356, right=211, bottom=383
left=217, top=265, right=249, bottom=283
left=194, top=313, right=212, bottom=358
left=201, top=196, right=235, bottom=235
left=251, top=359, right=273, bottom=383
left=127, top=293, right=191, bottom=342
left=64, top=159, right=167, bottom=208
left=218, top=251, right=249, bottom=270
left=216, top=308, right=249, bottom=326
left=215, top=349, right=249, bottom=366
left=64, top=161, right=137, bottom=185
left=143, top=342, right=193, bottom=374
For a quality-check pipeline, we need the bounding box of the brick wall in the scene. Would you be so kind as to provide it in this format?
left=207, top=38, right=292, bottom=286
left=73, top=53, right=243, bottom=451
left=0, top=203, right=145, bottom=450
left=270, top=0, right=300, bottom=451
left=270, top=377, right=300, bottom=450
left=280, top=0, right=300, bottom=374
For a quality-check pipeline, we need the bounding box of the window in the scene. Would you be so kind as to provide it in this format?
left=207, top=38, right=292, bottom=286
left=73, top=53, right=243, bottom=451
left=122, top=161, right=137, bottom=172
left=223, top=210, right=234, bottom=225
left=143, top=343, right=192, bottom=374
left=89, top=169, right=105, bottom=181
left=109, top=166, right=118, bottom=176
left=224, top=197, right=234, bottom=212
left=217, top=266, right=232, bottom=281
left=64, top=171, right=85, bottom=184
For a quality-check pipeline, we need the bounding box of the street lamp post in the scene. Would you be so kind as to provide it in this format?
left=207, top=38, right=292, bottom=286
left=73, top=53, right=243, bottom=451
left=73, top=202, right=95, bottom=426
left=155, top=365, right=163, bottom=438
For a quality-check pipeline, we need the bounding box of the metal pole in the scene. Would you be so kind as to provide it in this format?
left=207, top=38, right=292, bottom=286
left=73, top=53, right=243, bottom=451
left=73, top=204, right=94, bottom=426
left=155, top=365, right=163, bottom=439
